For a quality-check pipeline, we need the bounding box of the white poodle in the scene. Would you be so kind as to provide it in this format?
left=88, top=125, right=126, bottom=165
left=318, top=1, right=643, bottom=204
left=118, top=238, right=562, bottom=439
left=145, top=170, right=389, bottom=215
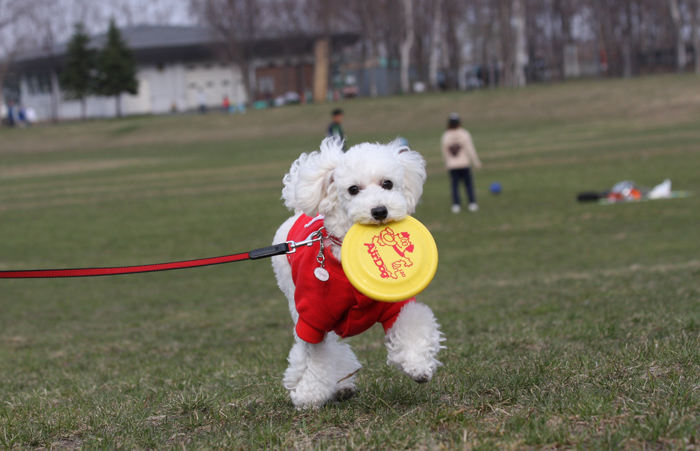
left=272, top=138, right=445, bottom=409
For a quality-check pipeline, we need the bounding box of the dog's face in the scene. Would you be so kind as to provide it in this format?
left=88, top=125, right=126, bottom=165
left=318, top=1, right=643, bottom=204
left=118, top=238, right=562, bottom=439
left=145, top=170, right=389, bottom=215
left=334, top=147, right=413, bottom=225
left=283, top=139, right=427, bottom=237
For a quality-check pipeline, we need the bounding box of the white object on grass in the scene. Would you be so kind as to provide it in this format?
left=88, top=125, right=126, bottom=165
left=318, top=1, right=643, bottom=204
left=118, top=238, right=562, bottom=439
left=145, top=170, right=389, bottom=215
left=648, top=179, right=672, bottom=199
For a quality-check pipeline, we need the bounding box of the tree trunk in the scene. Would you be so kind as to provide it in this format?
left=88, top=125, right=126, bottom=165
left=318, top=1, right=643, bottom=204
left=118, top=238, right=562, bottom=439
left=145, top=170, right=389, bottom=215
left=0, top=65, right=8, bottom=113
left=116, top=96, right=122, bottom=118
left=429, top=0, right=443, bottom=91
left=81, top=98, right=86, bottom=120
left=553, top=0, right=565, bottom=79
left=240, top=58, right=254, bottom=106
left=622, top=1, right=634, bottom=78
left=482, top=4, right=497, bottom=89
left=50, top=69, right=60, bottom=123
left=400, top=0, right=415, bottom=93
left=366, top=42, right=378, bottom=98
left=512, top=0, right=528, bottom=87
left=498, top=0, right=515, bottom=86
left=313, top=38, right=330, bottom=102
left=621, top=40, right=632, bottom=78
left=487, top=18, right=497, bottom=89
left=444, top=0, right=462, bottom=90
left=670, top=0, right=687, bottom=72
left=598, top=6, right=617, bottom=77
left=694, top=0, right=700, bottom=74
left=357, top=0, right=379, bottom=97
left=556, top=0, right=577, bottom=80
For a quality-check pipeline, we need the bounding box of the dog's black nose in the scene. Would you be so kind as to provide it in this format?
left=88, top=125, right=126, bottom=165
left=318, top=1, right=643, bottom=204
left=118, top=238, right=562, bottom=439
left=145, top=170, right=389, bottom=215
left=371, top=206, right=388, bottom=221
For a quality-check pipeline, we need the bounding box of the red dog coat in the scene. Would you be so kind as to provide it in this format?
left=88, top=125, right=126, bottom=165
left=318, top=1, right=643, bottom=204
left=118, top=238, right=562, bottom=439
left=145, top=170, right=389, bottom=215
left=287, top=214, right=414, bottom=344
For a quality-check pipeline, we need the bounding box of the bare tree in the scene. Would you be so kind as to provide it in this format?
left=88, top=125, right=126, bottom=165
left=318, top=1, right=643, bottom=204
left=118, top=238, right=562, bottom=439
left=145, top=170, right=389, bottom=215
left=428, top=0, right=444, bottom=90
left=0, top=0, right=43, bottom=108
left=400, top=0, right=415, bottom=93
left=511, top=0, right=527, bottom=86
left=694, top=0, right=700, bottom=74
left=0, top=0, right=34, bottom=30
left=352, top=0, right=382, bottom=96
left=117, top=0, right=178, bottom=26
left=552, top=0, right=576, bottom=79
left=189, top=0, right=263, bottom=104
left=476, top=0, right=500, bottom=88
left=669, top=0, right=687, bottom=72
left=84, top=0, right=185, bottom=30
left=443, top=0, right=468, bottom=89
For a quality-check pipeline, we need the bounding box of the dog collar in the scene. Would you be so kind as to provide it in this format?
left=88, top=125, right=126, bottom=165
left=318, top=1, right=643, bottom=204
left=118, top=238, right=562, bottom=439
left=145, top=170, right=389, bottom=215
left=328, top=235, right=343, bottom=246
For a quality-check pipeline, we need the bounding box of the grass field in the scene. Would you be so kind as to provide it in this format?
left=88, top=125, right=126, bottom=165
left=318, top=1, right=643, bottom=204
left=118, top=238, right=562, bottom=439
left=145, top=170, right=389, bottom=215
left=1, top=74, right=700, bottom=450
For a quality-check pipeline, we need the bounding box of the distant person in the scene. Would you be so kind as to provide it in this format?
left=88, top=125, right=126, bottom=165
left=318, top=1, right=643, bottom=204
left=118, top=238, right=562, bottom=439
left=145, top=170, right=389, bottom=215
left=440, top=113, right=482, bottom=213
left=327, top=108, right=346, bottom=151
left=197, top=89, right=207, bottom=114
left=6, top=100, right=15, bottom=127
left=222, top=95, right=231, bottom=113
left=17, top=105, right=26, bottom=127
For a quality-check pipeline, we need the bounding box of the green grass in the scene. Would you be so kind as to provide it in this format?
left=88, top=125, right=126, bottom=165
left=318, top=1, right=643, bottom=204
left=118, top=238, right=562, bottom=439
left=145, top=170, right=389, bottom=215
left=1, top=74, right=700, bottom=450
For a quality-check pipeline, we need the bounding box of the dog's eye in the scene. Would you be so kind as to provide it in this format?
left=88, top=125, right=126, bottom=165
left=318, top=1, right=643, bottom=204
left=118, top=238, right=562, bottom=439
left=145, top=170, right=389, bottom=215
left=382, top=180, right=393, bottom=190
left=348, top=186, right=360, bottom=195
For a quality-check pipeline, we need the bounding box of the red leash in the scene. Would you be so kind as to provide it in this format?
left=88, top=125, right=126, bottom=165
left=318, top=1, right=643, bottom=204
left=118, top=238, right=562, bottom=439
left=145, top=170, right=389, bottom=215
left=0, top=243, right=292, bottom=279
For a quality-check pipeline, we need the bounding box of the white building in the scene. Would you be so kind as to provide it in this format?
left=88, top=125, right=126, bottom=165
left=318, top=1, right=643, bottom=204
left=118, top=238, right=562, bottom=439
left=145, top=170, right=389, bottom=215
left=12, top=25, right=358, bottom=122
left=14, top=26, right=247, bottom=121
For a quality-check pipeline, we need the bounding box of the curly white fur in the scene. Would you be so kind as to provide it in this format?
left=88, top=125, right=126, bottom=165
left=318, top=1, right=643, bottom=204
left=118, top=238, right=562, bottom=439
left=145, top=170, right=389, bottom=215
left=385, top=302, right=446, bottom=383
left=272, top=138, right=444, bottom=409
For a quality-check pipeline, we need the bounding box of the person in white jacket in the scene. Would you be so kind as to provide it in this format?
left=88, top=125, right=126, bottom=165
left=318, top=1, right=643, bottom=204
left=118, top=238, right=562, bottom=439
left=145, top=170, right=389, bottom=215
left=440, top=113, right=482, bottom=213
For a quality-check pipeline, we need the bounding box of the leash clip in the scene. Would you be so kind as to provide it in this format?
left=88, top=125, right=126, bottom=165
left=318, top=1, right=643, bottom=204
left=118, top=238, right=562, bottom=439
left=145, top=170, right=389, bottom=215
left=286, top=227, right=325, bottom=254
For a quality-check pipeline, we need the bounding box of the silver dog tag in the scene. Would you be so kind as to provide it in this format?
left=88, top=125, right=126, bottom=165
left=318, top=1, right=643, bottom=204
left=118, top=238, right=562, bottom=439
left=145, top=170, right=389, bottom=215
left=314, top=267, right=329, bottom=282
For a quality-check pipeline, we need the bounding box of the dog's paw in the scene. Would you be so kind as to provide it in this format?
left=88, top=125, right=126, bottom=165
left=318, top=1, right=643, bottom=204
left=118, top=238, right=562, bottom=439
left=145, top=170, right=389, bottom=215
left=289, top=389, right=331, bottom=410
left=333, top=385, right=358, bottom=402
left=288, top=376, right=339, bottom=410
left=399, top=362, right=435, bottom=384
left=410, top=373, right=431, bottom=384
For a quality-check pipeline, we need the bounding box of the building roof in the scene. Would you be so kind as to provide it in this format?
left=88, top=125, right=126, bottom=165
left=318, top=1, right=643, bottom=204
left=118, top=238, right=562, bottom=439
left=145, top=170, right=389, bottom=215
left=13, top=25, right=358, bottom=71
left=15, top=25, right=216, bottom=67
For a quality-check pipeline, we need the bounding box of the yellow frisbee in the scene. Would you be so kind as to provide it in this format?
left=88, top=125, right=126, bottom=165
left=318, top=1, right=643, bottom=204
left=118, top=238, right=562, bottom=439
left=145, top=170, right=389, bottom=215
left=341, top=216, right=438, bottom=302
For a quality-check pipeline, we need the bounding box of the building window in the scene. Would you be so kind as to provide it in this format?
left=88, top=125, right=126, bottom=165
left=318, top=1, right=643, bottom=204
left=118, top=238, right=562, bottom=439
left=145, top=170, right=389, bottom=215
left=186, top=64, right=196, bottom=71
left=156, top=62, right=165, bottom=72
left=27, top=72, right=52, bottom=95
left=222, top=79, right=230, bottom=86
left=206, top=81, right=214, bottom=87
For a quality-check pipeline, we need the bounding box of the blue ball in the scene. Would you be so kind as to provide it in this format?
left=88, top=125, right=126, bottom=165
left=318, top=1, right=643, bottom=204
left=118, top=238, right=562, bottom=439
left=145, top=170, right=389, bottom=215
left=490, top=182, right=502, bottom=195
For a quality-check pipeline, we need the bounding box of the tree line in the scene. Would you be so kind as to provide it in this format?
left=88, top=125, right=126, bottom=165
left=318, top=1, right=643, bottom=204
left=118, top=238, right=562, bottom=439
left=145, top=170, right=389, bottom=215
left=3, top=0, right=700, bottom=112
left=189, top=0, right=700, bottom=95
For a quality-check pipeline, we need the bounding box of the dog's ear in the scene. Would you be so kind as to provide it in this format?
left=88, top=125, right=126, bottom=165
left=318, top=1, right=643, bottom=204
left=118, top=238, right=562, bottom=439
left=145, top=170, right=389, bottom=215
left=392, top=139, right=426, bottom=214
left=291, top=138, right=344, bottom=216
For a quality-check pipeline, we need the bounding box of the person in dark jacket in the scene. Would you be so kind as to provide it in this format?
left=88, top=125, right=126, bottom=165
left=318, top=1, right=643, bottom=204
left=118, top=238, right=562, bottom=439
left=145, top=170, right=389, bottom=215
left=6, top=101, right=15, bottom=127
left=327, top=108, right=346, bottom=151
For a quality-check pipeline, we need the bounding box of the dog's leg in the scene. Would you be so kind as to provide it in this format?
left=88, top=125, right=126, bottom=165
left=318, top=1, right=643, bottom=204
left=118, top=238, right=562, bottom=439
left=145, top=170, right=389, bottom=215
left=385, top=302, right=445, bottom=383
left=327, top=333, right=361, bottom=402
left=283, top=333, right=361, bottom=409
